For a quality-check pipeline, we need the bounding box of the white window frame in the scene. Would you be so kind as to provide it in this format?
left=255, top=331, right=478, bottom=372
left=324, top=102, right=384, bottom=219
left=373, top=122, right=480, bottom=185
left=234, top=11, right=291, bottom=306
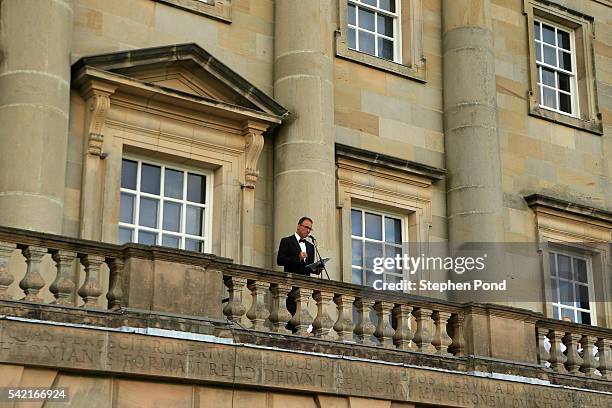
left=533, top=18, right=580, bottom=118
left=549, top=250, right=596, bottom=325
left=119, top=156, right=213, bottom=253
left=347, top=0, right=402, bottom=63
left=350, top=207, right=407, bottom=286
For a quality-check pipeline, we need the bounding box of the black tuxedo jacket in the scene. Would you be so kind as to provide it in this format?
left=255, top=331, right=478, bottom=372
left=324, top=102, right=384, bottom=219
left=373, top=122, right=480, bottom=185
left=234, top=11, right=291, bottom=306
left=277, top=235, right=315, bottom=275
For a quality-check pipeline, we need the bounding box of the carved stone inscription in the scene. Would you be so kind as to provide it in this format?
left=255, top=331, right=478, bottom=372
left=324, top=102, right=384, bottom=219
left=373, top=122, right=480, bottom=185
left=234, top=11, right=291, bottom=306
left=409, top=371, right=611, bottom=407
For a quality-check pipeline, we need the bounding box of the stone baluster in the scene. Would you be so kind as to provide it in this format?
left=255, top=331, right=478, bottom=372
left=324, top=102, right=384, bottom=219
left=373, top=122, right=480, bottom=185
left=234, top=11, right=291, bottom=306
left=19, top=246, right=48, bottom=302
left=562, top=332, right=583, bottom=375
left=354, top=298, right=376, bottom=345
left=289, top=288, right=313, bottom=336
left=413, top=308, right=435, bottom=353
left=333, top=294, right=354, bottom=342
left=579, top=335, right=597, bottom=377
left=432, top=311, right=453, bottom=356
left=78, top=254, right=104, bottom=308
left=50, top=250, right=76, bottom=306
left=536, top=327, right=551, bottom=368
left=106, top=259, right=124, bottom=310
left=0, top=242, right=16, bottom=300
left=449, top=313, right=465, bottom=356
left=269, top=283, right=292, bottom=334
left=374, top=301, right=394, bottom=348
left=547, top=330, right=567, bottom=373
left=246, top=280, right=270, bottom=331
left=595, top=338, right=611, bottom=380
left=392, top=304, right=413, bottom=350
left=223, top=276, right=247, bottom=323
left=313, top=291, right=335, bottom=340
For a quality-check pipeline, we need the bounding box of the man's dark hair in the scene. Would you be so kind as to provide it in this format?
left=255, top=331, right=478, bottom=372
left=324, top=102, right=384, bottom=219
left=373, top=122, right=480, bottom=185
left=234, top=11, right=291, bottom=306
left=298, top=216, right=313, bottom=225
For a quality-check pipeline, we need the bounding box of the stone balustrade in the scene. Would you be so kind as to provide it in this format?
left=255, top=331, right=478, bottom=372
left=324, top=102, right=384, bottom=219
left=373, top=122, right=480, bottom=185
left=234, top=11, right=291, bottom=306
left=0, top=226, right=610, bottom=384
left=536, top=319, right=612, bottom=380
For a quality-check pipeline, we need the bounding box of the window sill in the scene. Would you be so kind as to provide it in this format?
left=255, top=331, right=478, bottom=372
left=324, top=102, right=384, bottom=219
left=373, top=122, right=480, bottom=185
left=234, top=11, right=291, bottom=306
left=335, top=36, right=426, bottom=83
left=154, top=0, right=231, bottom=23
left=528, top=105, right=603, bottom=135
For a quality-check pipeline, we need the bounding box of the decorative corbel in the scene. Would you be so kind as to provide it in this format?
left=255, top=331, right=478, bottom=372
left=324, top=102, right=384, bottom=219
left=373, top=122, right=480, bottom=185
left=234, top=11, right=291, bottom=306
left=241, top=122, right=267, bottom=189
left=80, top=81, right=118, bottom=157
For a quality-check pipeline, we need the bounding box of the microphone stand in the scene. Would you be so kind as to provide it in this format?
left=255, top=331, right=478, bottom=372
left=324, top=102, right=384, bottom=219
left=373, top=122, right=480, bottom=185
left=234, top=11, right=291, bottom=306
left=310, top=237, right=330, bottom=280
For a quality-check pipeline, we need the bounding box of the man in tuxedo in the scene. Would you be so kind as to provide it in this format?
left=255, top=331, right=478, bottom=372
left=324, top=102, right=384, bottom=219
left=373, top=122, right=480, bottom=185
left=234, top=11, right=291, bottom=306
left=277, top=216, right=315, bottom=275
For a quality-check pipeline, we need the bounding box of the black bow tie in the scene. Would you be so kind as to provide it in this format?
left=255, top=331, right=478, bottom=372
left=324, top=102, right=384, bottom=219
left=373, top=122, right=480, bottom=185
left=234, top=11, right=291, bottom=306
left=299, top=239, right=306, bottom=243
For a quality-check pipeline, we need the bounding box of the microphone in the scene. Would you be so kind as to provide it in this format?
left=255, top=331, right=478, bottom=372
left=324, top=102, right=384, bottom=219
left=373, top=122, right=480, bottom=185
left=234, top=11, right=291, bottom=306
left=308, top=235, right=316, bottom=242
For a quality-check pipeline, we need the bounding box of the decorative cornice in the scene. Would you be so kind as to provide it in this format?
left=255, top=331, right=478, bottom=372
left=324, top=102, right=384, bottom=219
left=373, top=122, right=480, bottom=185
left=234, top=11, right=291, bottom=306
left=241, top=122, right=267, bottom=189
left=335, top=143, right=446, bottom=182
left=525, top=194, right=612, bottom=225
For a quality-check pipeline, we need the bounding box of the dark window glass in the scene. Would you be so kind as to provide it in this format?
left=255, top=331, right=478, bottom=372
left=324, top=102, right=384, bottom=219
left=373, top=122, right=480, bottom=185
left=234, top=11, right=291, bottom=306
left=542, top=87, right=556, bottom=109
left=542, top=67, right=555, bottom=87
left=187, top=173, right=206, bottom=203
left=352, top=239, right=363, bottom=267
left=377, top=14, right=393, bottom=37
left=348, top=4, right=356, bottom=25
left=559, top=50, right=572, bottom=71
left=119, top=227, right=132, bottom=244
left=559, top=93, right=571, bottom=114
left=349, top=27, right=356, bottom=49
left=351, top=209, right=362, bottom=236
left=163, top=201, right=181, bottom=232
left=365, top=212, right=382, bottom=240
left=557, top=30, right=570, bottom=50
left=576, top=284, right=590, bottom=309
left=186, top=206, right=203, bottom=236
left=542, top=24, right=555, bottom=44
left=141, top=164, right=161, bottom=195
left=138, top=231, right=157, bottom=245
left=580, top=311, right=591, bottom=325
left=139, top=198, right=159, bottom=228
left=380, top=0, right=395, bottom=12
left=558, top=73, right=570, bottom=92
left=574, top=258, right=587, bottom=283
left=557, top=254, right=571, bottom=279
left=365, top=241, right=383, bottom=269
left=384, top=217, right=401, bottom=243
left=164, top=169, right=183, bottom=199
left=534, top=21, right=540, bottom=40
left=359, top=30, right=375, bottom=54
left=358, top=8, right=375, bottom=31
left=162, top=235, right=180, bottom=248
left=185, top=239, right=203, bottom=252
left=120, top=193, right=134, bottom=223
left=378, top=37, right=394, bottom=60
left=551, top=279, right=558, bottom=302
left=543, top=45, right=556, bottom=66
left=121, top=159, right=138, bottom=190
left=352, top=267, right=363, bottom=285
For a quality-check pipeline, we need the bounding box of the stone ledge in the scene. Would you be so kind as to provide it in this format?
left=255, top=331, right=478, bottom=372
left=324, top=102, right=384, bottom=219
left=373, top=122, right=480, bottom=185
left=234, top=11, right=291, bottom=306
left=525, top=194, right=612, bottom=225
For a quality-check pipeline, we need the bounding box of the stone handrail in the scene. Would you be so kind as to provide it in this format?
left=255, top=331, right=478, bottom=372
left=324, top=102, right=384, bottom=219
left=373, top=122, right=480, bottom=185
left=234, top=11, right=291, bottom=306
left=536, top=318, right=612, bottom=380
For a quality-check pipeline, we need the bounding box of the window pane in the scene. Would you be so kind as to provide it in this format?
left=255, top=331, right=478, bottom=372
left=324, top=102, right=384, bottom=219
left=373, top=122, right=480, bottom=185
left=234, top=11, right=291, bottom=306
left=121, top=159, right=138, bottom=190
left=553, top=305, right=560, bottom=319
left=543, top=45, right=556, bottom=66
left=542, top=24, right=555, bottom=45
left=358, top=30, right=375, bottom=55
left=559, top=280, right=573, bottom=306
left=560, top=308, right=574, bottom=322
left=558, top=73, right=570, bottom=92
left=551, top=278, right=558, bottom=302
left=352, top=267, right=363, bottom=285
left=385, top=245, right=402, bottom=273
left=348, top=4, right=356, bottom=25
left=377, top=14, right=393, bottom=36
left=365, top=241, right=383, bottom=269
left=557, top=30, right=570, bottom=50
left=550, top=254, right=557, bottom=275
left=365, top=212, right=382, bottom=240
left=352, top=239, right=363, bottom=267
left=120, top=193, right=134, bottom=223
left=351, top=209, right=363, bottom=236
left=185, top=239, right=203, bottom=252
left=164, top=169, right=183, bottom=199
left=379, top=0, right=395, bottom=12
left=138, top=231, right=157, bottom=245
left=378, top=37, right=394, bottom=60
left=139, top=197, right=159, bottom=228
left=580, top=311, right=591, bottom=325
left=386, top=274, right=402, bottom=285
left=574, top=258, right=587, bottom=283
left=141, top=164, right=161, bottom=195
left=358, top=8, right=375, bottom=31
left=362, top=0, right=377, bottom=7
left=559, top=93, right=571, bottom=114
left=534, top=21, right=540, bottom=41
left=542, top=87, right=556, bottom=109
left=349, top=27, right=356, bottom=49
left=366, top=269, right=378, bottom=286
left=162, top=234, right=180, bottom=249
left=541, top=67, right=555, bottom=87
left=119, top=227, right=133, bottom=244
left=535, top=43, right=542, bottom=62
left=162, top=201, right=181, bottom=232
left=576, top=284, right=590, bottom=309
left=557, top=254, right=571, bottom=279
left=384, top=217, right=401, bottom=243
left=559, top=50, right=572, bottom=71
left=186, top=206, right=203, bottom=236
left=187, top=173, right=206, bottom=203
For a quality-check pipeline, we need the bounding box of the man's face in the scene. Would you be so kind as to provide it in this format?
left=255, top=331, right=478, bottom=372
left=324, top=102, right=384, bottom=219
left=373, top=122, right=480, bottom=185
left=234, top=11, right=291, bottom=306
left=296, top=220, right=312, bottom=239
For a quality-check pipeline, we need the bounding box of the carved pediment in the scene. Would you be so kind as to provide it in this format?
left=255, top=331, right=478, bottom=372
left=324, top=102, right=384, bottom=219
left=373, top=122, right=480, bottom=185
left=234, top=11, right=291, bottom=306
left=71, top=43, right=289, bottom=119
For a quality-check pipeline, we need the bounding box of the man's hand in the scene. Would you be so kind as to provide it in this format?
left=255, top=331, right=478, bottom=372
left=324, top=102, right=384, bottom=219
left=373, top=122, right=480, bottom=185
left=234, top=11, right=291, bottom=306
left=299, top=251, right=307, bottom=262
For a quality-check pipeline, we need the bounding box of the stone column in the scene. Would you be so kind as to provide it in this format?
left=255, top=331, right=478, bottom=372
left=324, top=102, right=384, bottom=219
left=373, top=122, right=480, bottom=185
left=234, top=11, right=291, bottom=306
left=273, top=1, right=338, bottom=277
left=442, top=0, right=504, bottom=243
left=0, top=0, right=74, bottom=233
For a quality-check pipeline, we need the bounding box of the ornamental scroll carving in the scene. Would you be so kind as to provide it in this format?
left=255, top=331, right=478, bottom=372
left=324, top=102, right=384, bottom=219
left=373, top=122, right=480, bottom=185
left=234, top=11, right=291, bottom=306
left=80, top=82, right=117, bottom=156
left=242, top=124, right=266, bottom=189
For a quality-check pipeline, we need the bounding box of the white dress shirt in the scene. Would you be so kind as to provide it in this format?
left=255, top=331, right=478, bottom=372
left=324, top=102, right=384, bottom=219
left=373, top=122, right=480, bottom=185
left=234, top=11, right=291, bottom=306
left=294, top=233, right=306, bottom=261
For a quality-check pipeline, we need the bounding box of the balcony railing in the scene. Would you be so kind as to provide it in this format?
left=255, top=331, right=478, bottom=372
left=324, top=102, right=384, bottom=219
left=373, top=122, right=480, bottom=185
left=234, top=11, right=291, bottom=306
left=0, top=226, right=610, bottom=383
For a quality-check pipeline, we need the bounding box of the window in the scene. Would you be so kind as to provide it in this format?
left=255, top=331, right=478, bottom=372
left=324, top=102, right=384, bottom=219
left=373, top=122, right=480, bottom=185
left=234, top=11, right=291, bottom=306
left=534, top=20, right=577, bottom=116
left=119, top=158, right=212, bottom=253
left=153, top=0, right=231, bottom=22
left=351, top=208, right=404, bottom=286
left=348, top=0, right=400, bottom=62
left=549, top=251, right=595, bottom=325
